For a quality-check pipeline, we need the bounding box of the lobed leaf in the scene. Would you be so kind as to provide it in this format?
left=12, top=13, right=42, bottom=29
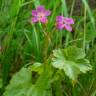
left=52, top=46, right=92, bottom=80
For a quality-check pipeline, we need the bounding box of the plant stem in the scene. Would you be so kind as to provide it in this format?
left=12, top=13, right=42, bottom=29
left=83, top=6, right=87, bottom=51
left=65, top=32, right=69, bottom=47
left=70, top=0, right=76, bottom=17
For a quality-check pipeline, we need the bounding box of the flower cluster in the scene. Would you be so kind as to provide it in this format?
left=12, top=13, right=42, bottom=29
left=32, top=6, right=74, bottom=32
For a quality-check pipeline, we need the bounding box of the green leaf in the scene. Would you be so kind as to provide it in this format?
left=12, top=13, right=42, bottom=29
left=86, top=22, right=96, bottom=42
left=76, top=59, right=92, bottom=73
left=27, top=72, right=52, bottom=96
left=52, top=77, right=62, bottom=96
left=3, top=68, right=32, bottom=96
left=63, top=46, right=86, bottom=60
left=9, top=0, right=25, bottom=17
left=33, top=0, right=40, bottom=7
left=52, top=46, right=92, bottom=81
left=0, top=78, right=3, bottom=88
left=29, top=62, right=43, bottom=74
left=3, top=68, right=52, bottom=96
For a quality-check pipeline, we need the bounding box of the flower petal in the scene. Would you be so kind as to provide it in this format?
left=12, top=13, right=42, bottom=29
left=32, top=10, right=37, bottom=16
left=40, top=17, right=47, bottom=23
left=56, top=23, right=65, bottom=30
left=37, top=6, right=45, bottom=12
left=32, top=17, right=38, bottom=23
left=45, top=10, right=51, bottom=16
left=56, top=16, right=64, bottom=22
left=65, top=18, right=74, bottom=24
left=64, top=24, right=72, bottom=31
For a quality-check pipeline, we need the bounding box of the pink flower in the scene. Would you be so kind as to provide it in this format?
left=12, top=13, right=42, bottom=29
left=32, top=6, right=51, bottom=23
left=56, top=16, right=74, bottom=31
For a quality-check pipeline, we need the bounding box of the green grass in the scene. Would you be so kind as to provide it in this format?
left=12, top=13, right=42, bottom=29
left=0, top=0, right=96, bottom=96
